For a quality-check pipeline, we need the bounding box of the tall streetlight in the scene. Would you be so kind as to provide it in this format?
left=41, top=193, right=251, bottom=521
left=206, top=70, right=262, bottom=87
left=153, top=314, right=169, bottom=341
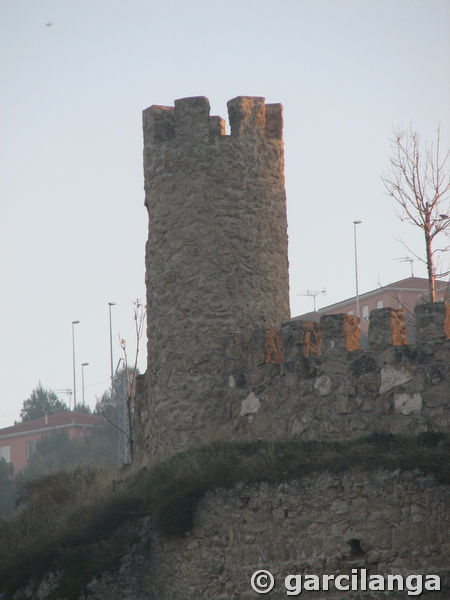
left=81, top=362, right=89, bottom=407
left=72, top=320, right=80, bottom=410
left=353, top=220, right=362, bottom=319
left=108, top=302, right=116, bottom=393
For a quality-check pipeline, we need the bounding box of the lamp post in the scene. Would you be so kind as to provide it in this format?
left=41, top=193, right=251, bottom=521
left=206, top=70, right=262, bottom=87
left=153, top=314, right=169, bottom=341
left=353, top=220, right=362, bottom=319
left=72, top=320, right=80, bottom=410
left=81, top=362, right=89, bottom=407
left=108, top=302, right=116, bottom=393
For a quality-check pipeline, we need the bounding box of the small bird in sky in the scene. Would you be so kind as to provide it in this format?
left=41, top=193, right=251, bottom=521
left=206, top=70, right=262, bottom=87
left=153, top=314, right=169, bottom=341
left=45, top=22, right=53, bottom=27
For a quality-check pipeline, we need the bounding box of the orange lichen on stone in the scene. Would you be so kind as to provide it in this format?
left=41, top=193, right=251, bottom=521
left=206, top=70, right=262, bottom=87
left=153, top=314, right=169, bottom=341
left=343, top=315, right=361, bottom=351
left=299, top=321, right=321, bottom=357
left=265, top=328, right=284, bottom=364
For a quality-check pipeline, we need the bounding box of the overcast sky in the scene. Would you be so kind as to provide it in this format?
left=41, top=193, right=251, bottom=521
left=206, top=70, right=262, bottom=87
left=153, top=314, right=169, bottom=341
left=1, top=0, right=449, bottom=428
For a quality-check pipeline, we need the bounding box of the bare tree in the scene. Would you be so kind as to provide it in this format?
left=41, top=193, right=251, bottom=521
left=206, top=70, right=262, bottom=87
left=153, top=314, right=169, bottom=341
left=119, top=298, right=146, bottom=462
left=382, top=126, right=450, bottom=302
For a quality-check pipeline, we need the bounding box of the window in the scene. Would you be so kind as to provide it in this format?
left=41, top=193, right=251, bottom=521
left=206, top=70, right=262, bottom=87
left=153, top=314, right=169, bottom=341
left=362, top=305, right=369, bottom=321
left=0, top=445, right=10, bottom=463
left=26, top=439, right=39, bottom=460
left=376, top=300, right=383, bottom=309
left=347, top=310, right=354, bottom=315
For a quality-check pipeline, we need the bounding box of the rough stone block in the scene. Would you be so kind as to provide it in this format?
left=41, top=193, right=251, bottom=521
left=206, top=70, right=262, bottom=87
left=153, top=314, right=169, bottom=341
left=281, top=320, right=321, bottom=359
left=264, top=103, right=283, bottom=140
left=379, top=365, right=412, bottom=394
left=209, top=115, right=226, bottom=137
left=394, top=392, right=423, bottom=415
left=415, top=302, right=450, bottom=342
left=227, top=96, right=266, bottom=138
left=174, top=96, right=210, bottom=144
left=264, top=328, right=284, bottom=364
left=368, top=307, right=407, bottom=350
left=143, top=105, right=175, bottom=145
left=320, top=314, right=360, bottom=354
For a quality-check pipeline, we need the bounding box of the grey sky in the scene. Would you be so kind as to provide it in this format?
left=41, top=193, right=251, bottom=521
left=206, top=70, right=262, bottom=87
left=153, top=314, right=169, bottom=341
left=1, top=0, right=449, bottom=427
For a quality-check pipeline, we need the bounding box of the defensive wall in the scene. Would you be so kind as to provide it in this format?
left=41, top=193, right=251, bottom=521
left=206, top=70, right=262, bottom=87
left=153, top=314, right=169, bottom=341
left=13, top=95, right=450, bottom=600
left=225, top=302, right=450, bottom=443
left=77, top=471, right=450, bottom=599
left=136, top=96, right=450, bottom=463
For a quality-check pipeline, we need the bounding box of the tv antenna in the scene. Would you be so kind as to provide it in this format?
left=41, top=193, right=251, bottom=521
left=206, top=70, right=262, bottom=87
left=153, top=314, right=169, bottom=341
left=298, top=289, right=326, bottom=312
left=394, top=256, right=414, bottom=277
left=54, top=388, right=73, bottom=410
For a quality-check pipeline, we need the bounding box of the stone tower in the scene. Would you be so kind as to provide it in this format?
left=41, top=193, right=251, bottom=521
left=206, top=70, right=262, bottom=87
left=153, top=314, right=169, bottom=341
left=136, top=96, right=290, bottom=460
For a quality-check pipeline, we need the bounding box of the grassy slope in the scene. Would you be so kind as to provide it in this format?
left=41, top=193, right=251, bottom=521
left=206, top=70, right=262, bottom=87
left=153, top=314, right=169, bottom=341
left=0, top=432, right=449, bottom=598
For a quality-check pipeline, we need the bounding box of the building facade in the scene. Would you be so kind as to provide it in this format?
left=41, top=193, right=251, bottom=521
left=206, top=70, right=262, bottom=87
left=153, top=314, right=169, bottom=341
left=296, top=277, right=449, bottom=333
left=0, top=411, right=105, bottom=472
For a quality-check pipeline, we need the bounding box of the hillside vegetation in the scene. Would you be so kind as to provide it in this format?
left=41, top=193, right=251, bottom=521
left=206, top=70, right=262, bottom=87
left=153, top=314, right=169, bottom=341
left=0, top=432, right=449, bottom=599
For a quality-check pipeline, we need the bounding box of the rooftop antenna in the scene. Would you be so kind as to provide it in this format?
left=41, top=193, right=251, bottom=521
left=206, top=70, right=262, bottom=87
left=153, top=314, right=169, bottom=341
left=53, top=388, right=73, bottom=411
left=298, top=289, right=326, bottom=312
left=394, top=256, right=414, bottom=277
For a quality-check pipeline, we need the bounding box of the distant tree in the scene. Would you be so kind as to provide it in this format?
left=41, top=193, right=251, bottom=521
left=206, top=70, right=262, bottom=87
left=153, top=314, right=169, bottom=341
left=20, top=383, right=68, bottom=422
left=382, top=126, right=450, bottom=303
left=20, top=426, right=119, bottom=481
left=74, top=404, right=92, bottom=414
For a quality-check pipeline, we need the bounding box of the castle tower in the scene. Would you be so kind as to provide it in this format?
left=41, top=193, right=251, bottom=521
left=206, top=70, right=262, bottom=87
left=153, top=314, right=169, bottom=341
left=136, top=96, right=290, bottom=460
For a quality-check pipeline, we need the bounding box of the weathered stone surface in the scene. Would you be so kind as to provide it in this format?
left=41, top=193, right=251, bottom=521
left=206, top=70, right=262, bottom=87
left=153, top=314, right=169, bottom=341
left=379, top=365, right=412, bottom=394
left=320, top=314, right=361, bottom=354
left=224, top=319, right=449, bottom=442
left=368, top=308, right=408, bottom=350
left=314, top=375, right=332, bottom=396
left=74, top=472, right=449, bottom=599
left=240, top=391, right=261, bottom=416
left=137, top=96, right=290, bottom=462
left=394, top=392, right=422, bottom=415
left=415, top=302, right=450, bottom=341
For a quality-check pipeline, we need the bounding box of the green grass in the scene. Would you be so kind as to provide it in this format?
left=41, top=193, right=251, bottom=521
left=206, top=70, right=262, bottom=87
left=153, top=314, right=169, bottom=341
left=0, top=432, right=449, bottom=598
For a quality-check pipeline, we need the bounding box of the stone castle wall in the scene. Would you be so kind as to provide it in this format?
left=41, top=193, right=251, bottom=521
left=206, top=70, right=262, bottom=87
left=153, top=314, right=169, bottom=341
left=82, top=471, right=450, bottom=599
left=136, top=96, right=450, bottom=463
left=15, top=96, right=450, bottom=600
left=225, top=302, right=450, bottom=443
left=137, top=96, right=290, bottom=461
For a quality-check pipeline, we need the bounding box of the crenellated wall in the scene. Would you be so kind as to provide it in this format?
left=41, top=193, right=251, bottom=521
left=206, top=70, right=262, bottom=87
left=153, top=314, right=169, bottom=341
left=11, top=96, right=450, bottom=600
left=226, top=303, right=450, bottom=442
left=136, top=95, right=449, bottom=464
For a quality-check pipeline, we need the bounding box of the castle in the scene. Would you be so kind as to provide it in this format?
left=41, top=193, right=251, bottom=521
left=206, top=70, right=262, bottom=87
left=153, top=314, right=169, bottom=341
left=114, top=96, right=449, bottom=599
left=135, top=95, right=449, bottom=463
left=4, top=96, right=450, bottom=600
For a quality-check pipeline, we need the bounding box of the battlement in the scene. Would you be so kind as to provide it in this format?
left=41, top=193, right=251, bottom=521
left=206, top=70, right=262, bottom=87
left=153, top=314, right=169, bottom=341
left=225, top=302, right=449, bottom=443
left=142, top=95, right=283, bottom=147
left=136, top=93, right=449, bottom=464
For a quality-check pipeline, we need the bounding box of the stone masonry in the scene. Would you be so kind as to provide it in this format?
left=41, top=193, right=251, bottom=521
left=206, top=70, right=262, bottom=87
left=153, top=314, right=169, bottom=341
left=135, top=96, right=450, bottom=463
left=79, top=471, right=450, bottom=599
left=15, top=96, right=450, bottom=600
left=226, top=303, right=450, bottom=442
left=137, top=96, right=290, bottom=461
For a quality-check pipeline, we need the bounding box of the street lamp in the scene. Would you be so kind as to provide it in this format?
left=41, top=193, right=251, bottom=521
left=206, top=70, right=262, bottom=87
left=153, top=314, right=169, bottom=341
left=81, top=362, right=89, bottom=407
left=72, top=320, right=80, bottom=410
left=108, top=302, right=116, bottom=393
left=353, top=221, right=362, bottom=319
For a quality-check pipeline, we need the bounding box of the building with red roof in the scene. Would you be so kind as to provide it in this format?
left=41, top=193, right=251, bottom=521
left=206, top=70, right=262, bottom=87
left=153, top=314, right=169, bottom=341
left=0, top=411, right=106, bottom=472
left=295, top=276, right=449, bottom=334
